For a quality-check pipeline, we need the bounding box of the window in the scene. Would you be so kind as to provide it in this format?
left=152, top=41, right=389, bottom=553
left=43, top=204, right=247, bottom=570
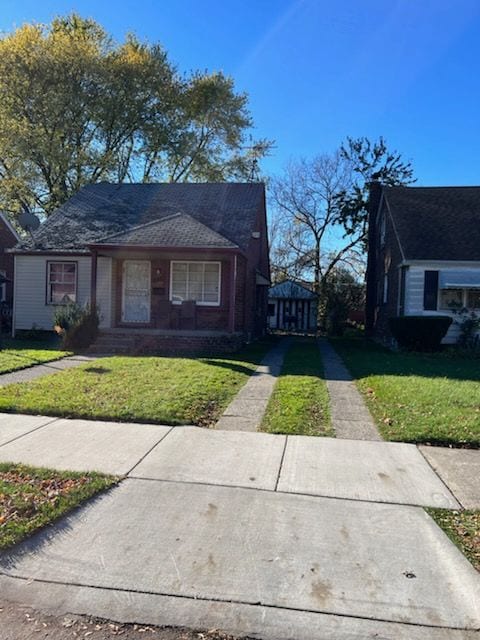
left=0, top=270, right=6, bottom=303
left=383, top=273, right=388, bottom=304
left=379, top=211, right=386, bottom=246
left=467, top=290, right=480, bottom=309
left=439, top=288, right=463, bottom=310
left=47, top=262, right=77, bottom=304
left=170, top=261, right=220, bottom=306
left=268, top=303, right=276, bottom=317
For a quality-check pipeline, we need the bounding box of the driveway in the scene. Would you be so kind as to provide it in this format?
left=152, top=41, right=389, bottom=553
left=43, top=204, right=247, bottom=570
left=0, top=414, right=479, bottom=640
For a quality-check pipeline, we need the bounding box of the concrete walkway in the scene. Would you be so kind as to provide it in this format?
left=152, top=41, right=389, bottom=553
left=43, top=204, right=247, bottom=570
left=215, top=338, right=290, bottom=431
left=0, top=413, right=479, bottom=640
left=318, top=339, right=382, bottom=440
left=0, top=355, right=97, bottom=387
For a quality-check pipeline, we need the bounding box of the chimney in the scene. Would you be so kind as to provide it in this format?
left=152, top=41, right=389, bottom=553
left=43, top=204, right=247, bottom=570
left=365, top=181, right=383, bottom=335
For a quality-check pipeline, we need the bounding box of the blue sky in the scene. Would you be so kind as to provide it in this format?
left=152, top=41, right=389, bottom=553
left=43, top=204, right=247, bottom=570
left=2, top=0, right=480, bottom=185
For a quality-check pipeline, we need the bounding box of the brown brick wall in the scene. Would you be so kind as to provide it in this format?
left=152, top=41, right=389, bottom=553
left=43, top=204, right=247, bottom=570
left=113, top=254, right=235, bottom=332
left=0, top=216, right=18, bottom=306
left=371, top=200, right=404, bottom=340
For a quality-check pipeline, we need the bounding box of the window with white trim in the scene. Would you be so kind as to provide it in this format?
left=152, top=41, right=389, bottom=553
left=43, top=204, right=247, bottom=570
left=0, top=270, right=6, bottom=303
left=170, top=261, right=221, bottom=306
left=47, top=262, right=77, bottom=304
left=439, top=288, right=480, bottom=311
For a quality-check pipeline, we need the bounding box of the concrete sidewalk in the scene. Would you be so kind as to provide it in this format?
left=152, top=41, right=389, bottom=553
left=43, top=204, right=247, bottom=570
left=0, top=413, right=479, bottom=639
left=215, top=338, right=290, bottom=431
left=318, top=339, right=382, bottom=440
left=0, top=355, right=97, bottom=387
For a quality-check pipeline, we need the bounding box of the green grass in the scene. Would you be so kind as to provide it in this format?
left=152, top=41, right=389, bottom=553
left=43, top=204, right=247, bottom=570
left=0, top=338, right=275, bottom=426
left=332, top=338, right=480, bottom=447
left=0, top=336, right=69, bottom=375
left=427, top=508, right=480, bottom=571
left=0, top=463, right=116, bottom=549
left=261, top=337, right=332, bottom=436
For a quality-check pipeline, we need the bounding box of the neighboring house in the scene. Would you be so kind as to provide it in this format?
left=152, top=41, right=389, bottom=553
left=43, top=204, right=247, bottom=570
left=268, top=280, right=317, bottom=331
left=11, top=183, right=270, bottom=351
left=0, top=211, right=20, bottom=315
left=366, top=183, right=480, bottom=344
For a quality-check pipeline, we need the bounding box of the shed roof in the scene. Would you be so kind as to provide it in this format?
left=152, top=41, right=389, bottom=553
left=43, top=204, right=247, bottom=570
left=269, top=280, right=317, bottom=300
left=384, top=186, right=480, bottom=261
left=14, top=182, right=265, bottom=254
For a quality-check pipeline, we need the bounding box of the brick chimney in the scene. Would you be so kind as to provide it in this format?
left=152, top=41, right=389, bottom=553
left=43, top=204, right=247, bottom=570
left=365, top=181, right=383, bottom=335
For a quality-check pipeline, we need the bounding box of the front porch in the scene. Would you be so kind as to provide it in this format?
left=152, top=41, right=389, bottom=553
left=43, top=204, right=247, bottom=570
left=88, top=328, right=245, bottom=355
left=90, top=248, right=242, bottom=335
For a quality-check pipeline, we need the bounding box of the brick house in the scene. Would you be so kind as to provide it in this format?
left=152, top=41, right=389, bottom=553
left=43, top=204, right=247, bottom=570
left=0, top=211, right=20, bottom=312
left=11, top=183, right=270, bottom=352
left=366, top=183, right=480, bottom=344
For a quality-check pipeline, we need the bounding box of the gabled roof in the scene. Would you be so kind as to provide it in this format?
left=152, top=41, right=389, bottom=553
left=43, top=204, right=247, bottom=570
left=95, top=213, right=238, bottom=249
left=14, top=182, right=265, bottom=253
left=384, top=186, right=480, bottom=261
left=0, top=212, right=20, bottom=243
left=269, top=280, right=317, bottom=300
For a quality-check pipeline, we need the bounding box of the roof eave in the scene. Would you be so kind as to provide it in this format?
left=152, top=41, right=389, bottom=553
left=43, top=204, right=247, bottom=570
left=88, top=243, right=244, bottom=255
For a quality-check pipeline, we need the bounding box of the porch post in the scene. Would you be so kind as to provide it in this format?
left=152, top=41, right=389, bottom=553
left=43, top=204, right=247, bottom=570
left=228, top=254, right=237, bottom=333
left=90, top=249, right=98, bottom=311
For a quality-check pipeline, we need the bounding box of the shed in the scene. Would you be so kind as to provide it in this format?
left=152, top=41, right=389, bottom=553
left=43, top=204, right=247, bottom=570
left=268, top=280, right=317, bottom=331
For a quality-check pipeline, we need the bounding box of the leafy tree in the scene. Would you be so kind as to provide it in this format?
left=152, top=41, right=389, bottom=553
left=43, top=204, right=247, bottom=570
left=323, top=267, right=365, bottom=336
left=0, top=14, right=270, bottom=216
left=338, top=136, right=416, bottom=243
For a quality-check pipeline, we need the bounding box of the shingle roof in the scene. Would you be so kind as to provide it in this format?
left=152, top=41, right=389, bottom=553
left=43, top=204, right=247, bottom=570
left=384, top=186, right=480, bottom=261
left=269, top=280, right=317, bottom=300
left=97, top=213, right=238, bottom=249
left=15, top=182, right=265, bottom=253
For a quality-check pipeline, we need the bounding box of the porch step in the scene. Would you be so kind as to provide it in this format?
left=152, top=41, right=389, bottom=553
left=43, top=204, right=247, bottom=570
left=87, top=330, right=244, bottom=355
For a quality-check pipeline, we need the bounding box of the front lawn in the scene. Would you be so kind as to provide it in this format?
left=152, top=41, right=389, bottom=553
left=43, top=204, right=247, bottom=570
left=0, top=339, right=274, bottom=426
left=0, top=336, right=69, bottom=375
left=333, top=338, right=480, bottom=447
left=0, top=463, right=116, bottom=549
left=261, top=337, right=332, bottom=436
left=427, top=508, right=480, bottom=571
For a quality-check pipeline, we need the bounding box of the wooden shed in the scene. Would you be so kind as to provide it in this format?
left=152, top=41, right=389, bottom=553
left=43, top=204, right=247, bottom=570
left=268, top=280, right=317, bottom=331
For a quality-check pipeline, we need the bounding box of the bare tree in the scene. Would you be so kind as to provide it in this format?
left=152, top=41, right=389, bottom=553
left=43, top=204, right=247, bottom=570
left=270, top=152, right=361, bottom=326
left=270, top=138, right=415, bottom=329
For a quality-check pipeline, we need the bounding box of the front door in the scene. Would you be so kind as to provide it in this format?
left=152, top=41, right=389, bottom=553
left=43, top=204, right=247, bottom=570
left=122, top=260, right=151, bottom=323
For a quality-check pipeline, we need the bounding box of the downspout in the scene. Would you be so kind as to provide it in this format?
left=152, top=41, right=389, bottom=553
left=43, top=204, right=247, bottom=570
left=11, top=254, right=16, bottom=337
left=90, top=249, right=98, bottom=312
left=228, top=253, right=237, bottom=333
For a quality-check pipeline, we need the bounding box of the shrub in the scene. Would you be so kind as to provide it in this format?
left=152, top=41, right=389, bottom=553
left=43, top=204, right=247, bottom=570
left=454, top=307, right=480, bottom=352
left=388, top=316, right=452, bottom=352
left=53, top=303, right=99, bottom=351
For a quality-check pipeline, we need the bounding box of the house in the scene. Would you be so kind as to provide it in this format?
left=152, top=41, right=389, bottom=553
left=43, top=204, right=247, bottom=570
left=11, top=183, right=270, bottom=352
left=268, top=280, right=317, bottom=331
left=366, top=183, right=480, bottom=344
left=0, top=212, right=20, bottom=324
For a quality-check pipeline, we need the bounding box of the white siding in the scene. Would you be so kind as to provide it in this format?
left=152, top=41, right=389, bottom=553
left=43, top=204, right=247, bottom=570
left=405, top=265, right=480, bottom=344
left=14, top=255, right=92, bottom=332
left=96, top=257, right=112, bottom=328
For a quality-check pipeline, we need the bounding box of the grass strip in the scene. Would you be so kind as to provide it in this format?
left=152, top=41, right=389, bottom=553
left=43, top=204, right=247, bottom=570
left=427, top=508, right=480, bottom=571
left=332, top=338, right=480, bottom=447
left=0, top=462, right=117, bottom=549
left=261, top=337, right=332, bottom=436
left=0, top=337, right=69, bottom=375
left=0, top=338, right=275, bottom=427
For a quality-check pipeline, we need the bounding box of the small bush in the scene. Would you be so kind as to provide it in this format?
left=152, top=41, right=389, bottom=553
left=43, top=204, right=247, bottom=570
left=389, top=316, right=452, bottom=352
left=454, top=307, right=480, bottom=352
left=53, top=303, right=99, bottom=351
